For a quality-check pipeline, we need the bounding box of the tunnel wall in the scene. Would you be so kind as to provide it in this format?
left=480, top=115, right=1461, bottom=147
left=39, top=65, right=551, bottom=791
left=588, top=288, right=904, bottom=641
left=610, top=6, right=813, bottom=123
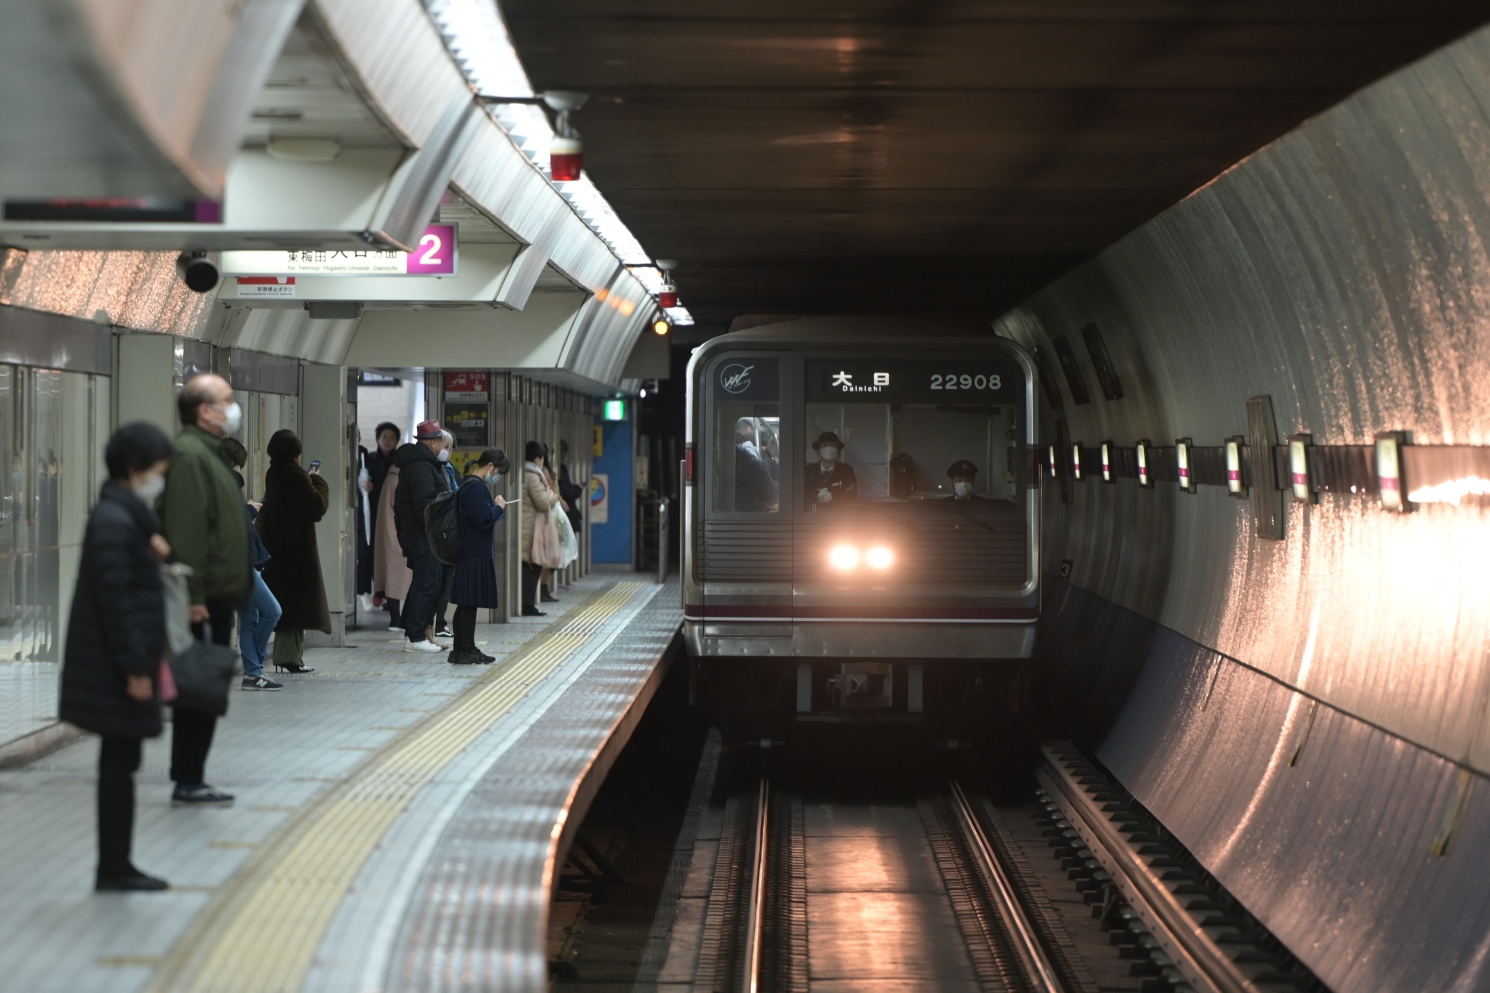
left=995, top=25, right=1490, bottom=993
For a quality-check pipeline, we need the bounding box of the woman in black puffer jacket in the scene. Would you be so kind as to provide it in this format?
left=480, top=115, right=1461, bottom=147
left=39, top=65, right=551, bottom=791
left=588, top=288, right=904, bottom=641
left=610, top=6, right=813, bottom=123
left=60, top=422, right=176, bottom=892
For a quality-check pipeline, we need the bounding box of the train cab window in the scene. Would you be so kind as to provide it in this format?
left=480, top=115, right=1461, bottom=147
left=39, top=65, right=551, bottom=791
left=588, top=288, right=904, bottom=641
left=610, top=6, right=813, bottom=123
left=710, top=357, right=781, bottom=513
left=803, top=358, right=1023, bottom=521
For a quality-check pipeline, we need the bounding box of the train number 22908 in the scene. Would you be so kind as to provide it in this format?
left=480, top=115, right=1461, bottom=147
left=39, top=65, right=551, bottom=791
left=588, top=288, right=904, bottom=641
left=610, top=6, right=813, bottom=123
left=930, top=373, right=1002, bottom=390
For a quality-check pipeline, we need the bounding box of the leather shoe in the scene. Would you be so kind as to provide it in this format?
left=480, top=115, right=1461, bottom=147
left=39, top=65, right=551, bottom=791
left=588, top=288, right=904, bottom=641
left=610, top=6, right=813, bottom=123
left=521, top=607, right=547, bottom=617
left=96, top=869, right=169, bottom=892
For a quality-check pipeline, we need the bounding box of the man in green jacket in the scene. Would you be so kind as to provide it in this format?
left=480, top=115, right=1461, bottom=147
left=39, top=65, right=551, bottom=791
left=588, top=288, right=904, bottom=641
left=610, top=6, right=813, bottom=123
left=160, top=373, right=250, bottom=805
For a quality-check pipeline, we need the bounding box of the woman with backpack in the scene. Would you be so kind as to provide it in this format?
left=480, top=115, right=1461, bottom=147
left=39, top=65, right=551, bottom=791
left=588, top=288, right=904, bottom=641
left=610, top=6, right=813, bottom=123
left=446, top=448, right=509, bottom=664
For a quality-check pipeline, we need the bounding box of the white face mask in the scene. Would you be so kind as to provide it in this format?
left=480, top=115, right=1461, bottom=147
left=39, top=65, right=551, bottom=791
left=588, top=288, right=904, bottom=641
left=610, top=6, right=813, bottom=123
left=437, top=449, right=451, bottom=463
left=134, top=472, right=165, bottom=504
left=215, top=401, right=243, bottom=436
left=819, top=446, right=838, bottom=462
left=953, top=480, right=972, bottom=498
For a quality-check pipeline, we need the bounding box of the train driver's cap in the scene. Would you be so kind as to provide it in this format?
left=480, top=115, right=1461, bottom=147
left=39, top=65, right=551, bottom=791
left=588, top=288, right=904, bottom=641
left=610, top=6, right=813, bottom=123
left=947, top=459, right=979, bottom=479
left=812, top=431, right=845, bottom=450
left=416, top=419, right=443, bottom=440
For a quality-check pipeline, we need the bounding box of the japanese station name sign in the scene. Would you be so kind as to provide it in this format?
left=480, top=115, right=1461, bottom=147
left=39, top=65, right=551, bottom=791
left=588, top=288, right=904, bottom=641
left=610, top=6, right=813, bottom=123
left=222, top=224, right=458, bottom=280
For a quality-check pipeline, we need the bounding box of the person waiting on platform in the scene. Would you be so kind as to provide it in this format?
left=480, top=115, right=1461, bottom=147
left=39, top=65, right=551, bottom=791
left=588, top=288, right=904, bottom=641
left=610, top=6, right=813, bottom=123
left=257, top=430, right=331, bottom=674
left=805, top=431, right=856, bottom=506
left=945, top=459, right=984, bottom=501
left=447, top=448, right=509, bottom=664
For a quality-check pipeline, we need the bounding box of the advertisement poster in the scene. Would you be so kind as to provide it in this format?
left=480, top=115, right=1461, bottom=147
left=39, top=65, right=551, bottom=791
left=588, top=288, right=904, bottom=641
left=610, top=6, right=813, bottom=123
left=444, top=371, right=490, bottom=448
left=589, top=473, right=609, bottom=524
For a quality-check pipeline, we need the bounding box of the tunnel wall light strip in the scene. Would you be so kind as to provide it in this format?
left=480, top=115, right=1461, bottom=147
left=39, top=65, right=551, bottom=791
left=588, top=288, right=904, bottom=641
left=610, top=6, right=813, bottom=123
left=1101, top=441, right=1113, bottom=483
left=1175, top=438, right=1193, bottom=493
left=423, top=0, right=693, bottom=324
left=1376, top=432, right=1409, bottom=512
left=1136, top=440, right=1151, bottom=488
left=1048, top=445, right=1058, bottom=479
left=1289, top=434, right=1314, bottom=503
left=1071, top=443, right=1083, bottom=481
left=1225, top=437, right=1247, bottom=497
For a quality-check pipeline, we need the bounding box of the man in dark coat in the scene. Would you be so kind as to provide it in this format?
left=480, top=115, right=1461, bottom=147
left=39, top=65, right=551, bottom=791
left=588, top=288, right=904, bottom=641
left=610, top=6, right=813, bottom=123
left=448, top=448, right=509, bottom=665
left=392, top=419, right=449, bottom=652
left=257, top=429, right=330, bottom=673
left=160, top=373, right=249, bottom=805
left=60, top=421, right=175, bottom=891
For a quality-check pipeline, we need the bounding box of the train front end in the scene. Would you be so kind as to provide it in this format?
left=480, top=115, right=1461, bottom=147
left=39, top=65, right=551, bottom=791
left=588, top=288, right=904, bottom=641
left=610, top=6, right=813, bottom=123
left=682, top=319, right=1039, bottom=733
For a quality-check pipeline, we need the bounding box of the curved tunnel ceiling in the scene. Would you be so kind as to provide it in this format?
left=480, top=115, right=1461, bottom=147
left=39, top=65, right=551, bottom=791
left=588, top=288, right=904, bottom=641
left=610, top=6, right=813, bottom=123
left=503, top=1, right=1487, bottom=334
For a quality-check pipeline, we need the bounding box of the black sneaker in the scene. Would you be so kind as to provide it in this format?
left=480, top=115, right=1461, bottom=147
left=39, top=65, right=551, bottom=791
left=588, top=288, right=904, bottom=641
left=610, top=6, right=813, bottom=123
left=242, top=676, right=284, bottom=691
left=172, top=783, right=235, bottom=805
left=96, top=869, right=169, bottom=892
left=435, top=625, right=454, bottom=638
left=474, top=649, right=496, bottom=664
left=447, top=648, right=477, bottom=665
left=521, top=607, right=547, bottom=617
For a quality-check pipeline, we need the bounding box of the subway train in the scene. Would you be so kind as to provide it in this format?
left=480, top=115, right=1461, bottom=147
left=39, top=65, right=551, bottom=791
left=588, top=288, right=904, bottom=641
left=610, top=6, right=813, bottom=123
left=682, top=317, right=1039, bottom=734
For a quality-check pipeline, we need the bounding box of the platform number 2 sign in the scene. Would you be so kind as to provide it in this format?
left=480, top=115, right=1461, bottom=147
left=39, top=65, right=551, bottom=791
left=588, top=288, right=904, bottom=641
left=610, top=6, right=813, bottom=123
left=404, top=224, right=457, bottom=276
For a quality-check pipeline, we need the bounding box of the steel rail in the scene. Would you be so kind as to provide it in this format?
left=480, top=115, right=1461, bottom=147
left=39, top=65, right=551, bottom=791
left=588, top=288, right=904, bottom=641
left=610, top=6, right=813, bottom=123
left=949, top=780, right=1066, bottom=993
left=1037, top=744, right=1255, bottom=993
left=741, top=777, right=770, bottom=993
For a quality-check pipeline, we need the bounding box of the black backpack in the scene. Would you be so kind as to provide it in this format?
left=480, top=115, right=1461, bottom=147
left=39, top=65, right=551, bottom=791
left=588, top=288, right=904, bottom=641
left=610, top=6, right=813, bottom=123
left=424, top=488, right=463, bottom=565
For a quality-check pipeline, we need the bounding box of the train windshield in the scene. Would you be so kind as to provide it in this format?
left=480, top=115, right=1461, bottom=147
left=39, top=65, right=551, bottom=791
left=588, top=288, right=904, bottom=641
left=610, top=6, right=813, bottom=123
left=801, top=356, right=1024, bottom=518
left=711, top=358, right=781, bottom=513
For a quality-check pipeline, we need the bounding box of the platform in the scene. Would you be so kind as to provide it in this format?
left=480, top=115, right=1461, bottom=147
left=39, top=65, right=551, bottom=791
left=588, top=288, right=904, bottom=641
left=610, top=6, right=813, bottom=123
left=0, top=568, right=681, bottom=993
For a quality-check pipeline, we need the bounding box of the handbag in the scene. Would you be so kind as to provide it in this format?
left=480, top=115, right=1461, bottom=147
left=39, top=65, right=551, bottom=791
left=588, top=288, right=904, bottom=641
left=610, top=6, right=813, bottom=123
left=554, top=507, right=578, bottom=569
left=158, top=560, right=233, bottom=715
left=168, top=640, right=236, bottom=716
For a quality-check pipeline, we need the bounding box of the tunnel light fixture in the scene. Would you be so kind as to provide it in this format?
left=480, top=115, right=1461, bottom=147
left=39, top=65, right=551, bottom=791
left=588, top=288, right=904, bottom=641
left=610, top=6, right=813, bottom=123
left=1071, top=443, right=1083, bottom=481
left=1100, top=441, right=1114, bottom=483
left=1048, top=445, right=1058, bottom=479
left=1136, top=440, right=1151, bottom=488
left=1289, top=434, right=1314, bottom=503
left=1225, top=436, right=1247, bottom=497
left=1376, top=432, right=1410, bottom=512
left=1175, top=438, right=1194, bottom=493
left=866, top=546, right=894, bottom=570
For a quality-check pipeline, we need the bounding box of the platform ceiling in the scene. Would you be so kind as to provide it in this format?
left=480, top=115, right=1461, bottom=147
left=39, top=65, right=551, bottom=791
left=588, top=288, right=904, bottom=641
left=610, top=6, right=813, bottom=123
left=503, top=1, right=1487, bottom=335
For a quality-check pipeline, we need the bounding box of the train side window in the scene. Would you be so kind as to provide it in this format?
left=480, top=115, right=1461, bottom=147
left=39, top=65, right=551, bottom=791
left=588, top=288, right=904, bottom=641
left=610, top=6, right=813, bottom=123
left=710, top=357, right=780, bottom=513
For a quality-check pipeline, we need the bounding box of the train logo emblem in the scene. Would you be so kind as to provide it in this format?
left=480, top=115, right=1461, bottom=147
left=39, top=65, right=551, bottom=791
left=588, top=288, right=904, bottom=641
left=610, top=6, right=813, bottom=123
left=720, top=363, right=754, bottom=393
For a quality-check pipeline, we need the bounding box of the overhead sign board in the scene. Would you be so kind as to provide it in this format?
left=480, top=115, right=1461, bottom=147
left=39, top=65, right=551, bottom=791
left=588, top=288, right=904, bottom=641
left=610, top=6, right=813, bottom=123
left=222, top=224, right=458, bottom=276
left=235, top=276, right=296, bottom=298
left=443, top=370, right=489, bottom=402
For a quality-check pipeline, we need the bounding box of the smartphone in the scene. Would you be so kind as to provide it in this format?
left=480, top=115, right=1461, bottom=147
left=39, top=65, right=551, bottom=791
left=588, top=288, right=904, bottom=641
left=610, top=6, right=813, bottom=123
left=308, top=460, right=321, bottom=474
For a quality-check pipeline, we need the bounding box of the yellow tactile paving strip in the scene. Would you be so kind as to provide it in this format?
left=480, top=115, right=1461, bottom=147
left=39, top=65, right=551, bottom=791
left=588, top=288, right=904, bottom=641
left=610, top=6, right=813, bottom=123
left=148, top=582, right=643, bottom=993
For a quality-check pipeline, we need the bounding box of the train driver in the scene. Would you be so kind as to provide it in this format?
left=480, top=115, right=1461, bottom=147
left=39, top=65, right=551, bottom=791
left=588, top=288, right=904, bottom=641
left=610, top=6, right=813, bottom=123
left=945, top=459, right=984, bottom=500
left=806, top=431, right=857, bottom=505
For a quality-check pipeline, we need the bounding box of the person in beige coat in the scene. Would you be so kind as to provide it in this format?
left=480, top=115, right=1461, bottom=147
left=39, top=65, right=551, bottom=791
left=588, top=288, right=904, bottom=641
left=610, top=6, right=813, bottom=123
left=520, top=441, right=556, bottom=616
left=374, top=462, right=413, bottom=630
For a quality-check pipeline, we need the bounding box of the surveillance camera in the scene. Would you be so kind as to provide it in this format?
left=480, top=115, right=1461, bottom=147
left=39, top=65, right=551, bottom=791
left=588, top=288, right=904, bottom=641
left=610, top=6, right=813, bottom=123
left=176, top=251, right=220, bottom=293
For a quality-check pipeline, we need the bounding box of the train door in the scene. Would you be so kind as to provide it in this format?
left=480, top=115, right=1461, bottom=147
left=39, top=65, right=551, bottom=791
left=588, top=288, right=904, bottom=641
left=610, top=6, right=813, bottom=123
left=700, top=352, right=793, bottom=630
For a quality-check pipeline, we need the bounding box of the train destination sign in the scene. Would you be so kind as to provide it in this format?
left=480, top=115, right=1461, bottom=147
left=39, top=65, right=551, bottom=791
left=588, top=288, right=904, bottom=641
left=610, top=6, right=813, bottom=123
left=805, top=357, right=1022, bottom=404
left=222, top=224, right=458, bottom=277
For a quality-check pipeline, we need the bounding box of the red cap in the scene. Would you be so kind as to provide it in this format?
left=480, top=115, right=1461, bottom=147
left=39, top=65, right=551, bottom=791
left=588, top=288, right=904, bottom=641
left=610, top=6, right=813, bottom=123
left=416, top=419, right=443, bottom=440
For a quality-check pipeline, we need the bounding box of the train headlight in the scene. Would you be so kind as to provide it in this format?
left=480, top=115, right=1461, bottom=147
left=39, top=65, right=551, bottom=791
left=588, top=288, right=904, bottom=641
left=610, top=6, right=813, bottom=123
left=866, top=546, right=893, bottom=569
left=828, top=544, right=860, bottom=571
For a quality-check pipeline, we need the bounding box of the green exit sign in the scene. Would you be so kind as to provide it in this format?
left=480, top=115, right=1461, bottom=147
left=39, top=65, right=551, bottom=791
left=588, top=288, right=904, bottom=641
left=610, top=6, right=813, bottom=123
left=602, top=399, right=626, bottom=421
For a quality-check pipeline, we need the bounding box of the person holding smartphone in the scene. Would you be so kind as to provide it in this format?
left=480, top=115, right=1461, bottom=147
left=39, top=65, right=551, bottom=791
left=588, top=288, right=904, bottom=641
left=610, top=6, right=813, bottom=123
left=256, top=430, right=330, bottom=674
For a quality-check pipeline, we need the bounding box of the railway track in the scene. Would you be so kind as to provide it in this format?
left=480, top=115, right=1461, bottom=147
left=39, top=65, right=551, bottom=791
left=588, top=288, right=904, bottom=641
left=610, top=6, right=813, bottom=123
left=688, top=747, right=1316, bottom=993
